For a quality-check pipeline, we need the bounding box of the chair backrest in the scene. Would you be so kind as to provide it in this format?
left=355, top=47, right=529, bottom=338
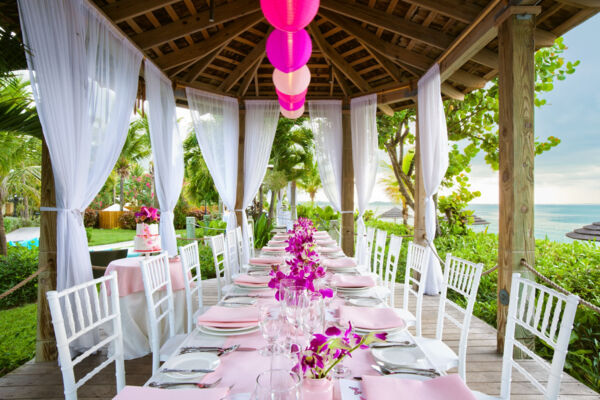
left=373, top=229, right=388, bottom=278
left=436, top=254, right=483, bottom=381
left=247, top=222, right=255, bottom=259
left=383, top=235, right=403, bottom=307
left=208, top=234, right=227, bottom=300
left=46, top=272, right=125, bottom=400
left=500, top=273, right=579, bottom=400
left=225, top=229, right=239, bottom=277
left=235, top=226, right=244, bottom=268
left=178, top=241, right=203, bottom=334
left=140, top=253, right=175, bottom=374
left=403, top=241, right=431, bottom=336
left=365, top=226, right=375, bottom=266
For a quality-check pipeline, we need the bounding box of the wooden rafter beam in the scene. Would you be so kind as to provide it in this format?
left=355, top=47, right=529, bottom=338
left=219, top=34, right=269, bottom=92
left=132, top=0, right=261, bottom=50
left=104, top=0, right=180, bottom=23
left=332, top=67, right=351, bottom=97
left=401, top=0, right=480, bottom=24
left=441, top=83, right=465, bottom=100
left=237, top=54, right=265, bottom=97
left=154, top=13, right=264, bottom=70
left=182, top=45, right=225, bottom=82
left=378, top=82, right=418, bottom=105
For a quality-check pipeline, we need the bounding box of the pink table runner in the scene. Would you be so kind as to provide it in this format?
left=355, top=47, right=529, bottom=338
left=104, top=256, right=186, bottom=297
left=113, top=386, right=229, bottom=400
left=361, top=374, right=476, bottom=400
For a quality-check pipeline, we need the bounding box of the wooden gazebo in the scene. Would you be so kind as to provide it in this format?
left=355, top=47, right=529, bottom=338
left=3, top=0, right=598, bottom=365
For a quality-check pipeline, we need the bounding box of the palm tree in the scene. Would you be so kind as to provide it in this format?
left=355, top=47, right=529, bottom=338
left=379, top=161, right=411, bottom=225
left=114, top=115, right=151, bottom=210
left=183, top=132, right=219, bottom=207
left=297, top=158, right=321, bottom=203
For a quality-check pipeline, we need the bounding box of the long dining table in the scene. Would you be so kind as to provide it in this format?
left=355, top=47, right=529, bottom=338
left=114, top=235, right=464, bottom=400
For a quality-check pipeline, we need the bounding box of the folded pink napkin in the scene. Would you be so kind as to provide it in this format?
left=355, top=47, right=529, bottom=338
left=339, top=306, right=406, bottom=330
left=113, top=386, right=230, bottom=400
left=361, top=374, right=476, bottom=400
left=268, top=239, right=287, bottom=245
left=273, top=234, right=290, bottom=240
left=234, top=274, right=271, bottom=286
left=249, top=256, right=284, bottom=266
left=262, top=246, right=286, bottom=252
left=197, top=306, right=259, bottom=328
left=318, top=246, right=342, bottom=253
left=317, top=239, right=337, bottom=246
left=331, top=274, right=375, bottom=288
left=322, top=257, right=357, bottom=269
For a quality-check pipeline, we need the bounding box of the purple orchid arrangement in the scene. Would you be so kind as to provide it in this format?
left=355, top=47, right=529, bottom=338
left=134, top=206, right=160, bottom=224
left=294, top=323, right=387, bottom=379
left=268, top=218, right=333, bottom=300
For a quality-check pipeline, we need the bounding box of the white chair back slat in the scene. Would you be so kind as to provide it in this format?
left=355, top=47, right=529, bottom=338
left=46, top=272, right=125, bottom=400
left=235, top=226, right=244, bottom=268
left=373, top=230, right=387, bottom=279
left=435, top=254, right=483, bottom=381
left=208, top=234, right=228, bottom=300
left=140, top=253, right=176, bottom=374
left=365, top=227, right=375, bottom=266
left=383, top=235, right=403, bottom=307
left=225, top=229, right=239, bottom=278
left=402, top=242, right=431, bottom=336
left=500, top=273, right=579, bottom=400
left=247, top=222, right=255, bottom=259
left=179, top=241, right=204, bottom=333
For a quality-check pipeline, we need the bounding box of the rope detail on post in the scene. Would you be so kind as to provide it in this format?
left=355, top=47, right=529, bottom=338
left=0, top=268, right=46, bottom=301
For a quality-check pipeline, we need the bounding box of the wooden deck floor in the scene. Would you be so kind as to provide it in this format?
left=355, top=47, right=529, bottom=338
left=1, top=280, right=598, bottom=399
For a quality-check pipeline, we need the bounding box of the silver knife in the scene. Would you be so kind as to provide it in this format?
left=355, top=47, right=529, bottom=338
left=160, top=368, right=215, bottom=373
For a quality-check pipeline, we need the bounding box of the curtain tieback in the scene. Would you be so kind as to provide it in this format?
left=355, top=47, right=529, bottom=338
left=339, top=210, right=354, bottom=214
left=40, top=207, right=84, bottom=225
left=233, top=209, right=245, bottom=212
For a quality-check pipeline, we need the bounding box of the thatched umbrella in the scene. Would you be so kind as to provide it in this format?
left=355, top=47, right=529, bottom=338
left=471, top=215, right=490, bottom=226
left=566, top=222, right=600, bottom=241
left=378, top=206, right=404, bottom=224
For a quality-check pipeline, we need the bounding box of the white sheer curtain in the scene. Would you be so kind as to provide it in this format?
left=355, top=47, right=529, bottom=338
left=309, top=100, right=343, bottom=212
left=186, top=88, right=239, bottom=231
left=242, top=100, right=279, bottom=263
left=145, top=62, right=184, bottom=256
left=351, top=94, right=379, bottom=266
left=19, top=0, right=142, bottom=294
left=417, top=64, right=449, bottom=295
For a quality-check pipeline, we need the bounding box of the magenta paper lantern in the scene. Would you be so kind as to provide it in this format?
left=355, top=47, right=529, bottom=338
left=261, top=0, right=320, bottom=32
left=281, top=105, right=305, bottom=119
left=279, top=94, right=305, bottom=111
left=276, top=88, right=307, bottom=105
left=273, top=65, right=311, bottom=96
left=266, top=29, right=312, bottom=73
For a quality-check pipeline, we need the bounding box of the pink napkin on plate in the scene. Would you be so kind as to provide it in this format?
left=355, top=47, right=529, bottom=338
left=361, top=374, right=476, bottom=400
left=113, top=386, right=229, bottom=400
left=249, top=256, right=284, bottom=266
left=317, top=239, right=337, bottom=246
left=234, top=274, right=271, bottom=286
left=322, top=257, right=357, bottom=269
left=331, top=274, right=375, bottom=288
left=197, top=305, right=259, bottom=328
left=339, top=306, right=405, bottom=330
left=268, top=239, right=286, bottom=245
left=318, top=246, right=342, bottom=253
left=262, top=246, right=286, bottom=252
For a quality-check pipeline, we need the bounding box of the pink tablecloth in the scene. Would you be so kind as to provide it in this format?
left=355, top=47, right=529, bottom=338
left=113, top=386, right=229, bottom=400
left=105, top=256, right=186, bottom=297
left=361, top=374, right=476, bottom=400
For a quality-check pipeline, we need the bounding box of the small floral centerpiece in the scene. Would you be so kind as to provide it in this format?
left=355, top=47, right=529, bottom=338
left=134, top=206, right=160, bottom=224
left=268, top=218, right=333, bottom=300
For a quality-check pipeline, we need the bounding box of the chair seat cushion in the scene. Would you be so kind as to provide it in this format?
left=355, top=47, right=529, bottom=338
left=413, top=336, right=459, bottom=373
left=159, top=334, right=187, bottom=361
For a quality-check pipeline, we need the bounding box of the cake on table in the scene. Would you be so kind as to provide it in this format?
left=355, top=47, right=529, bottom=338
left=134, top=206, right=161, bottom=253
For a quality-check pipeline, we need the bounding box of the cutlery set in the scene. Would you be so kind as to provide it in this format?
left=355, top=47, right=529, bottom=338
left=178, top=344, right=257, bottom=356
left=371, top=363, right=440, bottom=378
left=148, top=378, right=228, bottom=389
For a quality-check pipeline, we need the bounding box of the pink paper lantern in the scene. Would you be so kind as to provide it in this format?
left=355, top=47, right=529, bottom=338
left=281, top=105, right=305, bottom=119
left=266, top=29, right=312, bottom=73
left=273, top=65, right=311, bottom=96
left=261, top=0, right=320, bottom=32
left=276, top=88, right=307, bottom=105
left=279, top=94, right=305, bottom=111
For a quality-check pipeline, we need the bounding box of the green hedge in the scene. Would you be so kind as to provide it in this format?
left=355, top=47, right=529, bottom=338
left=0, top=246, right=39, bottom=310
left=0, top=303, right=36, bottom=377
left=3, top=217, right=39, bottom=234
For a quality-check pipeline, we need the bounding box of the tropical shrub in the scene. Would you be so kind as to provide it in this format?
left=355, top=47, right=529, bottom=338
left=254, top=213, right=273, bottom=249
left=0, top=245, right=38, bottom=309
left=297, top=204, right=339, bottom=231
left=3, top=216, right=37, bottom=234
left=118, top=211, right=136, bottom=230
left=83, top=208, right=99, bottom=228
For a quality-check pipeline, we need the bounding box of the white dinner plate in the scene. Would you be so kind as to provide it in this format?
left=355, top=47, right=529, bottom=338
left=371, top=346, right=428, bottom=369
left=335, top=286, right=372, bottom=294
left=221, top=296, right=257, bottom=307
left=161, top=352, right=220, bottom=379
left=234, top=283, right=269, bottom=290
left=200, top=322, right=259, bottom=333
left=347, top=297, right=382, bottom=307
left=198, top=324, right=259, bottom=336
left=353, top=324, right=406, bottom=335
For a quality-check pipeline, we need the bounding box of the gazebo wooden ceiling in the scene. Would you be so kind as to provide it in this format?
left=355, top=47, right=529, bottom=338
left=86, top=0, right=598, bottom=113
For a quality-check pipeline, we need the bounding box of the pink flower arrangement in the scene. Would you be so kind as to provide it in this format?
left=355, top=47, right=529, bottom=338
left=135, top=206, right=160, bottom=224
left=268, top=218, right=333, bottom=300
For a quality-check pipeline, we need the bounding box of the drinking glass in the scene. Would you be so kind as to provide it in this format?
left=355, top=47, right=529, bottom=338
left=259, top=304, right=282, bottom=356
left=302, top=296, right=325, bottom=337
left=252, top=369, right=302, bottom=400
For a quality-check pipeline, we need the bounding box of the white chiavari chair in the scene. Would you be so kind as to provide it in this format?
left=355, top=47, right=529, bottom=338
left=46, top=272, right=125, bottom=400
left=365, top=226, right=376, bottom=268
left=247, top=222, right=255, bottom=259
left=474, top=273, right=579, bottom=400
left=225, top=229, right=239, bottom=277
left=381, top=235, right=403, bottom=307
left=235, top=226, right=244, bottom=269
left=208, top=234, right=229, bottom=301
left=372, top=229, right=388, bottom=279
left=140, top=253, right=186, bottom=374
left=397, top=241, right=431, bottom=336
left=178, top=241, right=203, bottom=334
left=415, top=254, right=483, bottom=381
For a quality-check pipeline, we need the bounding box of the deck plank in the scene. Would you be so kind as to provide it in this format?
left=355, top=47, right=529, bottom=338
left=0, top=280, right=597, bottom=399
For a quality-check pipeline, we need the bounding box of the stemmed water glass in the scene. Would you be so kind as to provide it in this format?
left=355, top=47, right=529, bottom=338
left=259, top=304, right=282, bottom=357
left=251, top=369, right=302, bottom=400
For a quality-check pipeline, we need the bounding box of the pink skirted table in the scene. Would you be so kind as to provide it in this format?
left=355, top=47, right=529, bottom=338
left=105, top=255, right=190, bottom=359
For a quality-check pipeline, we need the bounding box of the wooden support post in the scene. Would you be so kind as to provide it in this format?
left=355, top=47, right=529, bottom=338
left=497, top=11, right=536, bottom=354
left=413, top=103, right=426, bottom=246
left=341, top=108, right=354, bottom=256
left=36, top=138, right=58, bottom=361
left=235, top=109, right=246, bottom=226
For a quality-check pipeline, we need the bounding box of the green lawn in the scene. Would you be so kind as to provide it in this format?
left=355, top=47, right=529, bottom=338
left=0, top=303, right=36, bottom=377
left=87, top=228, right=188, bottom=246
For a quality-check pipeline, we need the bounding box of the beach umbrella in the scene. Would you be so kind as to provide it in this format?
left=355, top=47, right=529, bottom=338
left=566, top=222, right=600, bottom=241
left=377, top=206, right=404, bottom=224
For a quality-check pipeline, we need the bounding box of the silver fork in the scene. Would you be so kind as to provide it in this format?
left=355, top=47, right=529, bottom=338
left=148, top=377, right=223, bottom=389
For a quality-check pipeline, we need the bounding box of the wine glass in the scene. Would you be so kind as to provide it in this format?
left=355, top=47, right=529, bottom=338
left=259, top=304, right=282, bottom=356
left=252, top=369, right=302, bottom=400
left=302, top=296, right=325, bottom=337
